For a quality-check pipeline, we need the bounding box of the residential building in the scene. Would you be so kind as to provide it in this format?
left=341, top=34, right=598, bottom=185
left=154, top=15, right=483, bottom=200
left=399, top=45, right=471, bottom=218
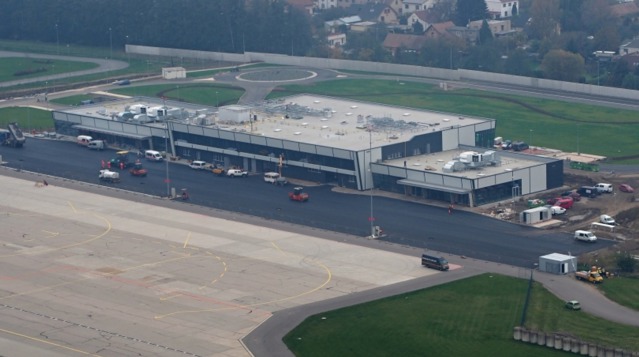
left=286, top=0, right=315, bottom=15
left=327, top=33, right=347, bottom=47
left=486, top=0, right=519, bottom=19
left=382, top=33, right=428, bottom=55
left=468, top=19, right=512, bottom=37
left=620, top=38, right=639, bottom=56
left=424, top=21, right=455, bottom=40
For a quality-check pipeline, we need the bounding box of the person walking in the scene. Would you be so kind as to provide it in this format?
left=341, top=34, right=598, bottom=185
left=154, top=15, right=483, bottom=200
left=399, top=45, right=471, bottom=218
left=448, top=204, right=453, bottom=215
left=101, top=159, right=105, bottom=169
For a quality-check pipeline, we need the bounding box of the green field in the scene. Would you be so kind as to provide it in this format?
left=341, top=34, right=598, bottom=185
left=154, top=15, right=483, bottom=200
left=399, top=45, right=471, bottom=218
left=0, top=107, right=55, bottom=132
left=284, top=274, right=639, bottom=357
left=0, top=57, right=97, bottom=82
left=269, top=79, right=639, bottom=163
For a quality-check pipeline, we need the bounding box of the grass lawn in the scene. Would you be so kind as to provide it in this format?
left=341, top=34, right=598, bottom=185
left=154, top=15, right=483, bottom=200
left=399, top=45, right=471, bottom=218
left=269, top=79, right=639, bottom=163
left=597, top=276, right=639, bottom=311
left=0, top=57, right=97, bottom=82
left=0, top=107, right=54, bottom=132
left=284, top=274, right=639, bottom=357
left=110, top=83, right=244, bottom=106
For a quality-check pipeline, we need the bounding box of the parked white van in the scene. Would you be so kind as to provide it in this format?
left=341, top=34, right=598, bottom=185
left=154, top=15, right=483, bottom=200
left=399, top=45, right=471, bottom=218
left=77, top=135, right=92, bottom=146
left=264, top=172, right=280, bottom=183
left=595, top=183, right=613, bottom=193
left=189, top=160, right=208, bottom=170
left=145, top=150, right=163, bottom=162
left=87, top=140, right=105, bottom=150
left=574, top=230, right=597, bottom=242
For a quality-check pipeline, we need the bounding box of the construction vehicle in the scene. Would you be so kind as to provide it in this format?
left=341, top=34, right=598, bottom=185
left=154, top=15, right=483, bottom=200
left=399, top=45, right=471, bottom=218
left=575, top=269, right=603, bottom=284
left=0, top=123, right=26, bottom=148
left=289, top=187, right=309, bottom=202
left=211, top=164, right=225, bottom=176
left=129, top=162, right=147, bottom=177
left=99, top=169, right=120, bottom=183
left=109, top=151, right=132, bottom=169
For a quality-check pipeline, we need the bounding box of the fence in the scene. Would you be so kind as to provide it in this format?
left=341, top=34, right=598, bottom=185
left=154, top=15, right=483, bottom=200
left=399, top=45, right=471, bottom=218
left=514, top=327, right=639, bottom=356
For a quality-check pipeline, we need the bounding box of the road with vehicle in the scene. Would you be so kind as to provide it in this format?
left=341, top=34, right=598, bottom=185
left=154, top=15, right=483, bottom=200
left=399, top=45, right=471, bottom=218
left=0, top=138, right=612, bottom=269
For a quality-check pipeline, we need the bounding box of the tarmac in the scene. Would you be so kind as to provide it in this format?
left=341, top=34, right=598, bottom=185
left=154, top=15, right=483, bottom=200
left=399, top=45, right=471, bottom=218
left=1, top=167, right=638, bottom=357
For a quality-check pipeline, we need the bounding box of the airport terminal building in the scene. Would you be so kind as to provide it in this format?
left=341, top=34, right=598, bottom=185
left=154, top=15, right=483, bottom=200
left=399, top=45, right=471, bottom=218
left=52, top=94, right=563, bottom=207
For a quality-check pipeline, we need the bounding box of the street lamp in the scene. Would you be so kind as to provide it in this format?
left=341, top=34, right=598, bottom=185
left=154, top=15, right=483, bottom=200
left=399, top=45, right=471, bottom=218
left=529, top=129, right=533, bottom=145
left=125, top=35, right=130, bottom=63
left=55, top=23, right=59, bottom=55
left=109, top=27, right=113, bottom=59
left=367, top=123, right=375, bottom=238
left=165, top=135, right=170, bottom=197
left=216, top=91, right=219, bottom=107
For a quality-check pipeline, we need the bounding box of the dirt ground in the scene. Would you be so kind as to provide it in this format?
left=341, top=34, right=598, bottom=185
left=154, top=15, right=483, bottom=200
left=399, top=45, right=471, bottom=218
left=480, top=168, right=639, bottom=268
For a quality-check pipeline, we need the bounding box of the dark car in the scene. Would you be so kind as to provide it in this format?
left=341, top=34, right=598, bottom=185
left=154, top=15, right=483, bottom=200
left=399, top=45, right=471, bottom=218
left=561, top=190, right=581, bottom=201
left=619, top=184, right=634, bottom=193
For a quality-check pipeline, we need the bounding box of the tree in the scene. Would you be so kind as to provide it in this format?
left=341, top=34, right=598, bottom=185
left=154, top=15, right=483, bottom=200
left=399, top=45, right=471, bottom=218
left=616, top=252, right=637, bottom=273
left=511, top=3, right=518, bottom=17
left=454, top=0, right=488, bottom=26
left=412, top=21, right=424, bottom=35
left=528, top=0, right=560, bottom=41
left=541, top=49, right=585, bottom=81
left=478, top=20, right=493, bottom=45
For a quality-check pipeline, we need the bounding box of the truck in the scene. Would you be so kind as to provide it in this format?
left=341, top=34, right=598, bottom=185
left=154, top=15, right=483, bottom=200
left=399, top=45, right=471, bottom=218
left=99, top=169, right=120, bottom=183
left=0, top=123, right=26, bottom=148
left=575, top=270, right=603, bottom=284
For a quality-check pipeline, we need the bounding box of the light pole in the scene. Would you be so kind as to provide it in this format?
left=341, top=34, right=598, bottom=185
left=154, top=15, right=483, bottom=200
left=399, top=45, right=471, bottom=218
left=125, top=35, right=129, bottom=63
left=55, top=23, right=59, bottom=55
left=368, top=126, right=375, bottom=238
left=216, top=91, right=219, bottom=107
left=165, top=135, right=170, bottom=197
left=529, top=129, right=533, bottom=145
left=109, top=27, right=113, bottom=59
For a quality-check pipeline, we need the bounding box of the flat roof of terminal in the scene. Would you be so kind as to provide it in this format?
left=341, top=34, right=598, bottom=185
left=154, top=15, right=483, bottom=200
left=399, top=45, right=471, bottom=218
left=385, top=147, right=549, bottom=179
left=62, top=94, right=492, bottom=152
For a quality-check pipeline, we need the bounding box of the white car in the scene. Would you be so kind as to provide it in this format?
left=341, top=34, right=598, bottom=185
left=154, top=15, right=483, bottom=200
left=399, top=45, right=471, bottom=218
left=189, top=160, right=208, bottom=170
left=550, top=206, right=566, bottom=215
left=600, top=214, right=616, bottom=225
left=226, top=169, right=248, bottom=177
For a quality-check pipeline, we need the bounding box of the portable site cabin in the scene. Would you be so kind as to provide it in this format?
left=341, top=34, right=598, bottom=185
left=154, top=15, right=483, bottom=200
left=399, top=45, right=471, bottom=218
left=539, top=253, right=577, bottom=275
left=519, top=206, right=551, bottom=225
left=162, top=67, right=186, bottom=79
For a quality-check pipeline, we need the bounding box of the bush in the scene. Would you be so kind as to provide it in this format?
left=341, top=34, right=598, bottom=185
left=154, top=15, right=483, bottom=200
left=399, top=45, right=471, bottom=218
left=616, top=252, right=637, bottom=273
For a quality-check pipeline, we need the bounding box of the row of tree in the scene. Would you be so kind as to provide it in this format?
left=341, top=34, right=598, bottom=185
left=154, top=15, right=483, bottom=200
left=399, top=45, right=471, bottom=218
left=0, top=0, right=313, bottom=56
left=1, top=0, right=639, bottom=89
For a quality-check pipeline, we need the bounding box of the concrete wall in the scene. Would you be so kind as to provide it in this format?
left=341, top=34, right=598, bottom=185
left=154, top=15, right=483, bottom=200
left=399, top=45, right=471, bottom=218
left=127, top=45, right=639, bottom=101
left=514, top=327, right=639, bottom=356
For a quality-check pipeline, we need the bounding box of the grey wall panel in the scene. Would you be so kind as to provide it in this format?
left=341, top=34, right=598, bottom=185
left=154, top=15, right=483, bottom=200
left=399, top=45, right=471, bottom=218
left=188, top=126, right=205, bottom=135
left=135, top=125, right=152, bottom=136
left=459, top=126, right=475, bottom=145
left=333, top=148, right=352, bottom=160
left=441, top=129, right=459, bottom=150
left=388, top=166, right=407, bottom=177
left=406, top=169, right=424, bottom=181
left=529, top=164, right=548, bottom=192
left=266, top=138, right=284, bottom=149
left=80, top=116, right=96, bottom=126
left=316, top=145, right=333, bottom=157
left=425, top=172, right=443, bottom=184
left=477, top=175, right=496, bottom=188
left=172, top=123, right=189, bottom=132
left=53, top=111, right=68, bottom=121
left=475, top=121, right=494, bottom=131
left=251, top=135, right=267, bottom=146
left=94, top=119, right=110, bottom=129
left=442, top=175, right=463, bottom=188
left=122, top=123, right=138, bottom=134
left=151, top=127, right=168, bottom=137
left=298, top=142, right=316, bottom=154
left=282, top=140, right=300, bottom=150
left=107, top=121, right=124, bottom=131
left=202, top=127, right=220, bottom=138
left=234, top=132, right=252, bottom=144
left=219, top=130, right=236, bottom=140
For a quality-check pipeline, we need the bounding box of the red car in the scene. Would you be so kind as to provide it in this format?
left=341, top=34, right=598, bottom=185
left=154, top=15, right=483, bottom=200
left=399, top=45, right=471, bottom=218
left=619, top=184, right=634, bottom=193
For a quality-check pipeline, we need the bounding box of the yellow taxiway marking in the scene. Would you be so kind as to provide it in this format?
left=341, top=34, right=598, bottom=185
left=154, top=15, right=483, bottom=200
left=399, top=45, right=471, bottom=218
left=0, top=327, right=101, bottom=356
left=183, top=232, right=192, bottom=249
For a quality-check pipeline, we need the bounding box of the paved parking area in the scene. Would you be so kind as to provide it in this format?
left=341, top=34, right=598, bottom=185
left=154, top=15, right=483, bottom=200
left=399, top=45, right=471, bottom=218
left=0, top=173, right=434, bottom=357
